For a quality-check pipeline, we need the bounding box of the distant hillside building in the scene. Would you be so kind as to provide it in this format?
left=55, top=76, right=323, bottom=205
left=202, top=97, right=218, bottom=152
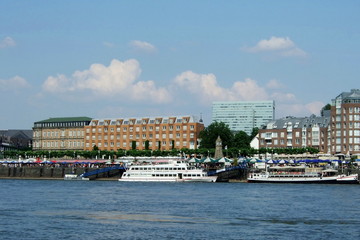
left=258, top=115, right=330, bottom=153
left=32, top=117, right=92, bottom=151
left=330, top=89, right=360, bottom=155
left=84, top=116, right=204, bottom=151
left=212, top=101, right=275, bottom=135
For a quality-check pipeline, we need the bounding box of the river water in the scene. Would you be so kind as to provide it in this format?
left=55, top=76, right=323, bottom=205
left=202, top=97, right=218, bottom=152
left=0, top=180, right=359, bottom=240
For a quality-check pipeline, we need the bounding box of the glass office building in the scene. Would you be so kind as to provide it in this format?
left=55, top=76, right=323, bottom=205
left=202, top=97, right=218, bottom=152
left=212, top=101, right=275, bottom=135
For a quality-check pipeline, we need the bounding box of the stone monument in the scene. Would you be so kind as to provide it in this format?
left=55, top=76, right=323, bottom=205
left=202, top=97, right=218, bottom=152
left=214, top=135, right=224, bottom=159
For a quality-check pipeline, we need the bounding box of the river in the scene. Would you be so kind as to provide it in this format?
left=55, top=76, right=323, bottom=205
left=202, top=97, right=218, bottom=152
left=0, top=180, right=359, bottom=240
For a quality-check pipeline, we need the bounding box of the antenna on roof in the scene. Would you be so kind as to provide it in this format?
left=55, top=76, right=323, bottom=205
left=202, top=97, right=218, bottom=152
left=199, top=113, right=203, bottom=123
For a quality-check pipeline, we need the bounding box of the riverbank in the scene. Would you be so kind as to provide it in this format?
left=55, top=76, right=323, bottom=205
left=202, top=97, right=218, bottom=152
left=0, top=166, right=123, bottom=180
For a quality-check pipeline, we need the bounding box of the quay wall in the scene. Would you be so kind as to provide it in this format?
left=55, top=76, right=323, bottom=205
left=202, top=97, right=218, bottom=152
left=0, top=167, right=123, bottom=180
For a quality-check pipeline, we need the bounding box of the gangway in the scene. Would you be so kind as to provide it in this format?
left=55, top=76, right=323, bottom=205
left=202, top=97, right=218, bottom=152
left=64, top=166, right=126, bottom=180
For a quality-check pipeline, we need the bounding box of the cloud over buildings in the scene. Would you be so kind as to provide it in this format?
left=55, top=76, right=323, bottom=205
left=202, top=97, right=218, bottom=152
left=41, top=58, right=322, bottom=120
left=173, top=71, right=269, bottom=103
left=42, top=59, right=170, bottom=103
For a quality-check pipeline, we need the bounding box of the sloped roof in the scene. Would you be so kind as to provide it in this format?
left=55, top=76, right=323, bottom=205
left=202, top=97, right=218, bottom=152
left=265, top=115, right=329, bottom=130
left=35, top=117, right=92, bottom=123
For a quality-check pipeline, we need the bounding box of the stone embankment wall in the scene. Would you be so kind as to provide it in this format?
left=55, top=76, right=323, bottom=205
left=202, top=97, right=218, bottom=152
left=0, top=167, right=123, bottom=179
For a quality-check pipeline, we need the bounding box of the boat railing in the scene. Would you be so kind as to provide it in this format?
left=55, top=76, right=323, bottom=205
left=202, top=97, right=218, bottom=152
left=268, top=172, right=318, bottom=177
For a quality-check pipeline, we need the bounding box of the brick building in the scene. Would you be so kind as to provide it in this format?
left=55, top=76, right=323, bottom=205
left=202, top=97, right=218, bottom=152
left=330, top=89, right=360, bottom=155
left=84, top=116, right=204, bottom=151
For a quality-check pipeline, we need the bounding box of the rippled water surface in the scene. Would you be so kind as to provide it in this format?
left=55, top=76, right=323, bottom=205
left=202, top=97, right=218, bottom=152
left=0, top=180, right=359, bottom=239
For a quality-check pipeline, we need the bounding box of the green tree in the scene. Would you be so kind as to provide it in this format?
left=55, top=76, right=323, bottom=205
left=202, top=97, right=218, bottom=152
left=321, top=103, right=331, bottom=116
left=233, top=131, right=250, bottom=149
left=145, top=140, right=149, bottom=150
left=131, top=141, right=136, bottom=150
left=250, top=127, right=259, bottom=140
left=199, top=121, right=233, bottom=149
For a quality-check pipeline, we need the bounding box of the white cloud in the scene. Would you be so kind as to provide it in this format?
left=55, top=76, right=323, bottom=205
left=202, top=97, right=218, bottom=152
left=248, top=36, right=294, bottom=52
left=173, top=71, right=268, bottom=104
left=130, top=40, right=156, bottom=52
left=42, top=59, right=170, bottom=103
left=244, top=36, right=307, bottom=57
left=0, top=76, right=30, bottom=90
left=0, top=36, right=16, bottom=49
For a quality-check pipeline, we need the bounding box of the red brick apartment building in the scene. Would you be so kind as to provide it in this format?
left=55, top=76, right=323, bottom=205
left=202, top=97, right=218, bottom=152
left=84, top=116, right=204, bottom=151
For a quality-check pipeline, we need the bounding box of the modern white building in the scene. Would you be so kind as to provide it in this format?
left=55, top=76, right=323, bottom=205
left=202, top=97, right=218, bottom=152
left=212, top=101, right=275, bottom=135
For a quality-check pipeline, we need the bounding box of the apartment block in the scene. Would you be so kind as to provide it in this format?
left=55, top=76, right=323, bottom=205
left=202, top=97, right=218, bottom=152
left=330, top=89, right=360, bottom=155
left=258, top=115, right=330, bottom=153
left=32, top=117, right=92, bottom=151
left=84, top=116, right=204, bottom=151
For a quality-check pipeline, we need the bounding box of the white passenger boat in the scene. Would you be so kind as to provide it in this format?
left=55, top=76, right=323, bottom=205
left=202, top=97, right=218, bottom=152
left=248, top=165, right=359, bottom=184
left=119, top=160, right=217, bottom=182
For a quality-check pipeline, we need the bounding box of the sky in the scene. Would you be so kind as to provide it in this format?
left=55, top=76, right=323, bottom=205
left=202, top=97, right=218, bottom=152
left=1, top=0, right=360, bottom=129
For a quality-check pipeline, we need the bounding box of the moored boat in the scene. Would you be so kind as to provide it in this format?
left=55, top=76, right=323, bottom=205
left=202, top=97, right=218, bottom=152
left=119, top=160, right=217, bottom=182
left=248, top=165, right=359, bottom=184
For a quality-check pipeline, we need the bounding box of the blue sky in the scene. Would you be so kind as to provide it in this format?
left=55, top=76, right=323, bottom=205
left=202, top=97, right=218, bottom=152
left=1, top=1, right=359, bottom=129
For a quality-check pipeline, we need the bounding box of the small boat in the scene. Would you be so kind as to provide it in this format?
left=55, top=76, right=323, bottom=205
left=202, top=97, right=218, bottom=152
left=248, top=165, right=359, bottom=184
left=119, top=160, right=217, bottom=182
left=64, top=173, right=89, bottom=180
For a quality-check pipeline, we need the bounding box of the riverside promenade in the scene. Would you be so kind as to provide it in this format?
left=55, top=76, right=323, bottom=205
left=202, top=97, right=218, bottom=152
left=0, top=160, right=125, bottom=180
